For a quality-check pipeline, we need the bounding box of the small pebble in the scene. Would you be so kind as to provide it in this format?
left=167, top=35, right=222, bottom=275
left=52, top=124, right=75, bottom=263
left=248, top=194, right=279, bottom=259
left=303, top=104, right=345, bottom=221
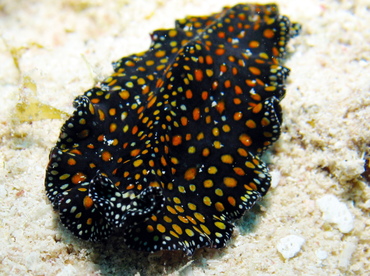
left=276, top=235, right=305, bottom=259
left=316, top=195, right=354, bottom=233
left=315, top=249, right=328, bottom=260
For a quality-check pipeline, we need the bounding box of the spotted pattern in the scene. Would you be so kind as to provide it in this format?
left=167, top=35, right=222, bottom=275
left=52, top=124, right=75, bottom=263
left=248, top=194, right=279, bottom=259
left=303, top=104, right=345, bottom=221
left=45, top=4, right=300, bottom=255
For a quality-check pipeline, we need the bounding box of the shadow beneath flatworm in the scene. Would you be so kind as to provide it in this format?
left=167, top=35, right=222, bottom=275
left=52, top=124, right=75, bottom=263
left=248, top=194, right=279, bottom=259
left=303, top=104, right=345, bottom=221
left=82, top=198, right=269, bottom=275
left=52, top=196, right=269, bottom=275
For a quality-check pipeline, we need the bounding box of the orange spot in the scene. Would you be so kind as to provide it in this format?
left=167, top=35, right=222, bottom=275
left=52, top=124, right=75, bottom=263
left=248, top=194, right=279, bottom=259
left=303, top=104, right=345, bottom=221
left=69, top=149, right=82, bottom=155
left=109, top=123, right=117, bottom=133
left=172, top=224, right=183, bottom=235
left=88, top=103, right=95, bottom=115
left=246, top=119, right=257, bottom=128
left=217, top=31, right=226, bottom=39
left=98, top=109, right=105, bottom=121
left=212, top=80, right=219, bottom=90
left=83, top=196, right=93, bottom=209
left=265, top=86, right=276, bottom=92
left=154, top=50, right=166, bottom=58
left=238, top=148, right=248, bottom=157
left=146, top=225, right=154, bottom=232
left=233, top=112, right=243, bottom=121
left=178, top=117, right=187, bottom=126
left=202, top=148, right=210, bottom=157
left=109, top=108, right=116, bottom=116
left=249, top=182, right=258, bottom=190
left=233, top=167, right=245, bottom=176
left=137, top=105, right=145, bottom=114
left=220, top=64, right=228, bottom=73
left=71, top=172, right=87, bottom=184
left=239, top=134, right=252, bottom=147
left=256, top=78, right=265, bottom=86
left=130, top=149, right=141, bottom=157
left=216, top=100, right=225, bottom=114
left=261, top=117, right=270, bottom=126
left=234, top=85, right=243, bottom=95
left=133, top=159, right=143, bottom=167
left=228, top=196, right=236, bottom=206
left=201, top=91, right=208, bottom=100
left=167, top=205, right=177, bottom=215
left=149, top=181, right=160, bottom=188
left=175, top=205, right=185, bottom=213
left=142, top=85, right=150, bottom=94
left=203, top=196, right=212, bottom=206
left=107, top=79, right=117, bottom=86
left=251, top=93, right=261, bottom=101
left=178, top=215, right=189, bottom=224
left=91, top=98, right=100, bottom=104
left=194, top=69, right=204, bottom=81
left=67, top=158, right=76, bottom=166
left=234, top=98, right=242, bottom=105
left=200, top=224, right=211, bottom=235
left=215, top=202, right=225, bottom=212
left=205, top=55, right=214, bottom=65
left=161, top=156, right=167, bottom=166
left=249, top=66, right=261, bottom=75
left=263, top=29, right=275, bottom=39
left=156, top=78, right=164, bottom=88
left=172, top=135, right=182, bottom=146
left=215, top=48, right=226, bottom=55
left=119, top=90, right=130, bottom=100
left=156, top=224, right=166, bottom=233
left=131, top=125, right=138, bottom=135
left=238, top=13, right=246, bottom=21
left=272, top=47, right=279, bottom=57
left=125, top=60, right=135, bottom=66
left=221, top=154, right=234, bottom=164
left=97, top=135, right=105, bottom=142
left=185, top=89, right=193, bottom=99
left=164, top=216, right=172, bottom=223
left=186, top=216, right=197, bottom=225
left=249, top=40, right=260, bottom=48
left=147, top=95, right=157, bottom=108
left=203, top=179, right=213, bottom=188
left=252, top=103, right=263, bottom=113
left=126, top=184, right=134, bottom=190
left=184, top=167, right=197, bottom=181
left=101, top=151, right=112, bottom=161
left=224, top=177, right=237, bottom=188
left=192, top=107, right=200, bottom=120
left=246, top=79, right=256, bottom=87
left=224, top=79, right=231, bottom=88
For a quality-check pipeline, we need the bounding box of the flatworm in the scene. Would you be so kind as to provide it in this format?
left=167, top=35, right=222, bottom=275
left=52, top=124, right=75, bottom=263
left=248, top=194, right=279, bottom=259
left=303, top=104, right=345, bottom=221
left=45, top=4, right=300, bottom=255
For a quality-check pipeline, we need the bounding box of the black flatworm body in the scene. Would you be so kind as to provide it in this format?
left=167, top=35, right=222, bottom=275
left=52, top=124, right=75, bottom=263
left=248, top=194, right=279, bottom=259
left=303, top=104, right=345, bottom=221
left=45, top=4, right=300, bottom=255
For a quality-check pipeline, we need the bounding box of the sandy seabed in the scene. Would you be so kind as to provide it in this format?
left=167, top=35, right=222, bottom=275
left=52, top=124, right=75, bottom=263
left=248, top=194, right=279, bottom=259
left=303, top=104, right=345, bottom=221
left=1, top=0, right=369, bottom=275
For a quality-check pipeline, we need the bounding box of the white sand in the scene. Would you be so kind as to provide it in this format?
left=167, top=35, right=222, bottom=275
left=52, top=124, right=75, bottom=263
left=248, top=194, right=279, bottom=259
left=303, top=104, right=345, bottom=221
left=1, top=0, right=369, bottom=275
